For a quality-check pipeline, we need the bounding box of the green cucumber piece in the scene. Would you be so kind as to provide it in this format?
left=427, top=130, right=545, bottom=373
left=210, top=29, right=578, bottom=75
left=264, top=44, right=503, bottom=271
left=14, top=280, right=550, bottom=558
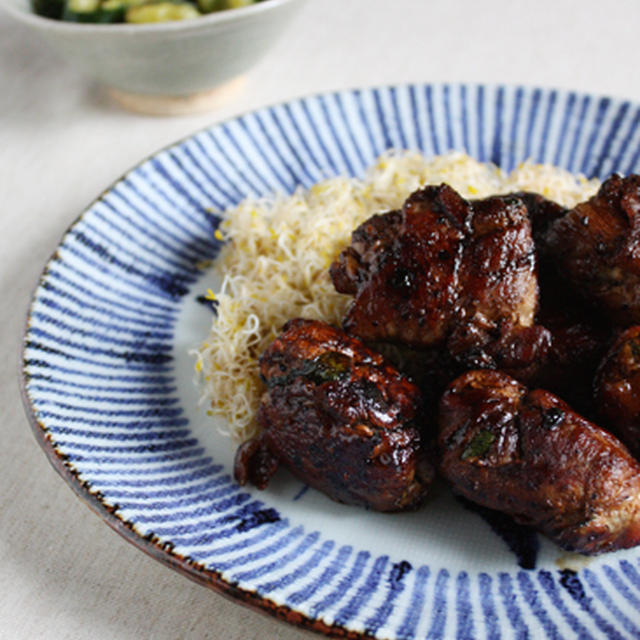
left=197, top=0, right=253, bottom=12
left=125, top=2, right=200, bottom=23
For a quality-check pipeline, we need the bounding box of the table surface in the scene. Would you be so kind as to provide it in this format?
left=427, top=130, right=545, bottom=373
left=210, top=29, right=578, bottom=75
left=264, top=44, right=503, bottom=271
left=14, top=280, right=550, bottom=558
left=3, top=1, right=640, bottom=638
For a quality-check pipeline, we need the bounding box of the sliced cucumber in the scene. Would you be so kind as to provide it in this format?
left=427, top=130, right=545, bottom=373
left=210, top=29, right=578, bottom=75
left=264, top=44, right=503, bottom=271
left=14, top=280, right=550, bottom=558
left=125, top=1, right=201, bottom=23
left=197, top=0, right=253, bottom=12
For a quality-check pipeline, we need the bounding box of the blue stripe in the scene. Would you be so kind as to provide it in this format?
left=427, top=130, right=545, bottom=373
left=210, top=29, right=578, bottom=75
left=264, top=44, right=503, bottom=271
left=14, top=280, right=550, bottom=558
left=567, top=94, right=591, bottom=172
left=460, top=84, right=470, bottom=154
left=557, top=569, right=625, bottom=639
left=333, top=92, right=368, bottom=171
left=609, top=105, right=640, bottom=173
left=372, top=87, right=393, bottom=150
left=443, top=84, right=455, bottom=151
left=167, top=147, right=235, bottom=206
left=490, top=86, right=504, bottom=165
left=47, top=426, right=191, bottom=441
left=54, top=438, right=198, bottom=455
left=602, top=564, right=640, bottom=611
left=426, top=569, right=450, bottom=640
left=389, top=86, right=408, bottom=150
left=182, top=137, right=245, bottom=202
left=352, top=89, right=381, bottom=158
left=395, top=565, right=430, bottom=640
left=456, top=571, right=475, bottom=640
left=537, top=571, right=594, bottom=638
left=300, top=98, right=341, bottom=175
left=364, top=560, right=412, bottom=636
left=115, top=484, right=237, bottom=513
left=268, top=108, right=318, bottom=185
left=30, top=311, right=172, bottom=352
left=208, top=126, right=269, bottom=195
left=477, top=573, right=500, bottom=640
left=517, top=571, right=559, bottom=638
left=537, top=89, right=557, bottom=162
left=318, top=94, right=357, bottom=176
left=476, top=85, right=485, bottom=160
left=553, top=92, right=577, bottom=167
left=498, top=573, right=528, bottom=638
left=42, top=269, right=176, bottom=319
left=508, top=86, right=524, bottom=171
left=195, top=519, right=288, bottom=560
left=98, top=195, right=207, bottom=266
left=84, top=457, right=211, bottom=477
left=36, top=294, right=172, bottom=338
left=425, top=85, right=441, bottom=154
left=408, top=85, right=424, bottom=153
left=334, top=554, right=389, bottom=626
left=113, top=177, right=217, bottom=255
left=282, top=102, right=326, bottom=174
left=225, top=526, right=307, bottom=577
left=251, top=111, right=301, bottom=188
left=150, top=156, right=220, bottom=214
left=27, top=381, right=177, bottom=399
left=258, top=539, right=335, bottom=594
left=66, top=446, right=204, bottom=465
left=580, top=97, right=611, bottom=176
left=582, top=569, right=640, bottom=637
left=524, top=88, right=542, bottom=162
left=219, top=122, right=277, bottom=193
left=286, top=545, right=353, bottom=607
left=104, top=474, right=232, bottom=501
left=309, top=550, right=370, bottom=618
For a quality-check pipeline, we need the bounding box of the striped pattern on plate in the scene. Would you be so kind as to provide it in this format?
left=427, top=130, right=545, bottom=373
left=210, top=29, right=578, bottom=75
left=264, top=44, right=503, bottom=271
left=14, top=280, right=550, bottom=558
left=22, top=84, right=640, bottom=640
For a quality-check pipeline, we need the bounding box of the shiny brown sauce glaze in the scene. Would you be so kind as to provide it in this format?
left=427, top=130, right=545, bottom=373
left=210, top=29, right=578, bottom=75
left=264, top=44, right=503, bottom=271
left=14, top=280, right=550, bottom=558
left=234, top=318, right=434, bottom=512
left=438, top=369, right=640, bottom=555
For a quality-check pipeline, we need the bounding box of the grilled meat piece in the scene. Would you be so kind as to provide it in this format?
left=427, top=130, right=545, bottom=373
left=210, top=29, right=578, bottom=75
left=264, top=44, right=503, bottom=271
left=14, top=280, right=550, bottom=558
left=595, top=326, right=640, bottom=459
left=234, top=318, right=434, bottom=511
left=336, top=184, right=471, bottom=347
left=330, top=209, right=402, bottom=295
left=331, top=185, right=546, bottom=377
left=438, top=369, right=640, bottom=555
left=545, top=174, right=640, bottom=324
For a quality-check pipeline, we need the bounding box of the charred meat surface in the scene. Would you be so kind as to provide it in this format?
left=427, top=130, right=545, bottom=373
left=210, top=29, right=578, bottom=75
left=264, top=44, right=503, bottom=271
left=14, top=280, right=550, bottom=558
left=337, top=184, right=471, bottom=347
left=595, top=326, right=640, bottom=458
left=438, top=369, right=640, bottom=555
left=331, top=185, right=545, bottom=377
left=330, top=209, right=402, bottom=295
left=545, top=174, right=640, bottom=324
left=234, top=318, right=434, bottom=511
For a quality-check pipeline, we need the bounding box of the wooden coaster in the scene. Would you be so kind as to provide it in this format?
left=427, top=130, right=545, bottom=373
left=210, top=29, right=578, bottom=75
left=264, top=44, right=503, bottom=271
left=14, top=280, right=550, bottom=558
left=107, top=75, right=247, bottom=116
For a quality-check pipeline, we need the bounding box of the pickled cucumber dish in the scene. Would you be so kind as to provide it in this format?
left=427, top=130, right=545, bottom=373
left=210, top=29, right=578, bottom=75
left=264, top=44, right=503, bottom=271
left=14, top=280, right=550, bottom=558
left=31, top=0, right=264, bottom=23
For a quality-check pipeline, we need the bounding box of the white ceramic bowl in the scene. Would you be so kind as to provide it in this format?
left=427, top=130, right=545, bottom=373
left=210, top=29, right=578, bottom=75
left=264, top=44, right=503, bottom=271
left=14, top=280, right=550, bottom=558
left=2, top=0, right=305, bottom=113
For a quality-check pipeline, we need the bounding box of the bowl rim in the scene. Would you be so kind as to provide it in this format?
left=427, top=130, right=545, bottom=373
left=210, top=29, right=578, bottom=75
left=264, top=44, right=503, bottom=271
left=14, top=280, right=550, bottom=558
left=1, top=0, right=304, bottom=34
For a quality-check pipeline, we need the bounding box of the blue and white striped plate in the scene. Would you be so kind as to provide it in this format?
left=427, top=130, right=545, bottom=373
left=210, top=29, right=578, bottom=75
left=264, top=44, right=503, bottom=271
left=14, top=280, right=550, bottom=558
left=22, top=84, right=640, bottom=639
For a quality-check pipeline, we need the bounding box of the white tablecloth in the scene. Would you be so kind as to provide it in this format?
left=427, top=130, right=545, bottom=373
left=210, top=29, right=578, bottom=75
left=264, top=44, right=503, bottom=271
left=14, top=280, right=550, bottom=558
left=2, top=1, right=640, bottom=637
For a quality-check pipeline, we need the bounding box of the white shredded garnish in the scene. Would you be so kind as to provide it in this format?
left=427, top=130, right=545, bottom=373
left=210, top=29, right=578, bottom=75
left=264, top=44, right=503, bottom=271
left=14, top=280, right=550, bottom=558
left=191, top=151, right=600, bottom=444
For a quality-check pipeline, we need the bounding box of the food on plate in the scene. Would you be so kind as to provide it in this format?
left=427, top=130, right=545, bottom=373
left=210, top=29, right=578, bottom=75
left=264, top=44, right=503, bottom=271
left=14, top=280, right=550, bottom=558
left=331, top=186, right=539, bottom=348
left=595, top=326, right=640, bottom=458
left=31, top=0, right=260, bottom=23
left=331, top=185, right=553, bottom=381
left=193, top=152, right=599, bottom=443
left=234, top=318, right=434, bottom=511
left=438, top=369, right=640, bottom=555
left=192, top=149, right=640, bottom=554
left=545, top=174, right=640, bottom=324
